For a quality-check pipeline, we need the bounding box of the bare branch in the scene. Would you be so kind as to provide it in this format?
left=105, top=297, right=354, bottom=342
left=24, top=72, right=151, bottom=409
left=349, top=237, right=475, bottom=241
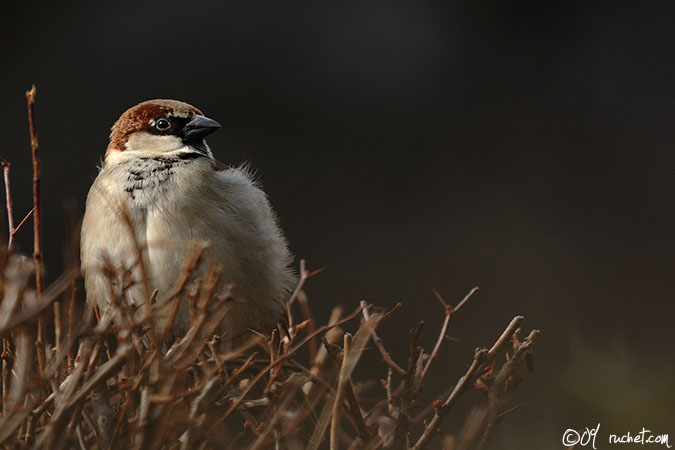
left=330, top=333, right=352, bottom=450
left=323, top=338, right=378, bottom=447
left=476, top=330, right=539, bottom=450
left=421, top=287, right=478, bottom=381
left=487, top=315, right=524, bottom=360
left=26, top=85, right=46, bottom=375
left=361, top=301, right=405, bottom=376
left=412, top=316, right=528, bottom=450
left=1, top=160, right=14, bottom=250
left=11, top=207, right=34, bottom=241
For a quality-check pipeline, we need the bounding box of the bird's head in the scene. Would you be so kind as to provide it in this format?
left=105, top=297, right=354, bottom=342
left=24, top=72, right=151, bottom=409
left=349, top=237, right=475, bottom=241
left=106, top=99, right=221, bottom=164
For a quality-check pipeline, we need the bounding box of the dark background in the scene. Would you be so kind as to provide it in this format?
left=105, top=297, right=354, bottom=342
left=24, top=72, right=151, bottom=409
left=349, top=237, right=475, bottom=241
left=1, top=1, right=674, bottom=448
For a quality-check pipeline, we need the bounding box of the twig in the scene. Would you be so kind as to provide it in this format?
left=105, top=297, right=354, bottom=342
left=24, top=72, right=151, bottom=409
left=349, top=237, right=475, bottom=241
left=287, top=259, right=307, bottom=308
left=248, top=373, right=306, bottom=450
left=487, top=316, right=523, bottom=360
left=308, top=312, right=382, bottom=450
left=209, top=304, right=366, bottom=436
left=361, top=301, right=405, bottom=376
left=75, top=425, right=87, bottom=450
left=1, top=337, right=10, bottom=417
left=116, top=201, right=151, bottom=305
left=13, top=207, right=35, bottom=240
left=421, top=287, right=478, bottom=381
left=159, top=244, right=206, bottom=338
left=304, top=306, right=343, bottom=398
left=454, top=286, right=479, bottom=313
left=37, top=340, right=94, bottom=449
left=65, top=344, right=131, bottom=410
left=298, top=290, right=318, bottom=364
left=133, top=387, right=151, bottom=450
left=323, top=338, right=377, bottom=447
left=25, top=87, right=41, bottom=265
left=26, top=85, right=46, bottom=376
left=0, top=268, right=79, bottom=339
left=476, top=330, right=539, bottom=450
left=496, top=402, right=526, bottom=421
left=306, top=385, right=336, bottom=450
left=54, top=300, right=62, bottom=357
left=411, top=316, right=525, bottom=450
left=385, top=367, right=394, bottom=415
left=330, top=333, right=352, bottom=450
left=0, top=158, right=32, bottom=317
left=1, top=160, right=14, bottom=250
left=285, top=259, right=324, bottom=334
left=412, top=348, right=487, bottom=450
left=392, top=321, right=424, bottom=449
left=67, top=281, right=77, bottom=372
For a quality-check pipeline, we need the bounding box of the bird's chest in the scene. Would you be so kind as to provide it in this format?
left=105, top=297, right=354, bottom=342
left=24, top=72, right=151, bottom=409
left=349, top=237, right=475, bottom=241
left=116, top=156, right=206, bottom=214
left=109, top=156, right=208, bottom=290
left=114, top=155, right=208, bottom=251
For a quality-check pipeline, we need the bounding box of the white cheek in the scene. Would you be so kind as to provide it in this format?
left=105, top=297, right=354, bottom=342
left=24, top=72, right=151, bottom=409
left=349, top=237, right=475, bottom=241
left=125, top=132, right=184, bottom=153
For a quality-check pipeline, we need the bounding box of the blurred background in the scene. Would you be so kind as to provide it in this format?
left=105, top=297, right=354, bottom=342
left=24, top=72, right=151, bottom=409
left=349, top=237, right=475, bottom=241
left=1, top=1, right=674, bottom=448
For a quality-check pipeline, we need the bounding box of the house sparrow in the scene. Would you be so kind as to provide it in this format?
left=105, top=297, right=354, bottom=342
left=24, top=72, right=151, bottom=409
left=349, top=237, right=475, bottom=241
left=80, top=99, right=295, bottom=341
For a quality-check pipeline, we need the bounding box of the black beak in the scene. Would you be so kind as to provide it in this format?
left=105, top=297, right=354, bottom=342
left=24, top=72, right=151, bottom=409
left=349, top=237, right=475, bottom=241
left=181, top=115, right=221, bottom=140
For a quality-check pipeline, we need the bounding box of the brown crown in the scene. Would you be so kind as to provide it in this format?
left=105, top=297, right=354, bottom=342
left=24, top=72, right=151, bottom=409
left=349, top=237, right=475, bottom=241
left=107, top=99, right=203, bottom=153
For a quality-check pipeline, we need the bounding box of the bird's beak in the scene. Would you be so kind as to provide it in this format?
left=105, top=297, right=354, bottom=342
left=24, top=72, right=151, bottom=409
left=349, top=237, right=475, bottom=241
left=181, top=115, right=221, bottom=140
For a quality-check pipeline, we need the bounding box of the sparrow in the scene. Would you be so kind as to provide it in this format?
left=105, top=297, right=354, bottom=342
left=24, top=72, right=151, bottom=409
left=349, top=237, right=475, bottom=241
left=80, top=99, right=295, bottom=341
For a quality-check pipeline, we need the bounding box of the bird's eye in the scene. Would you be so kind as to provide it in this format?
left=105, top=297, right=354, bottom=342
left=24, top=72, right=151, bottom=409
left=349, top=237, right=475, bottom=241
left=155, top=118, right=171, bottom=131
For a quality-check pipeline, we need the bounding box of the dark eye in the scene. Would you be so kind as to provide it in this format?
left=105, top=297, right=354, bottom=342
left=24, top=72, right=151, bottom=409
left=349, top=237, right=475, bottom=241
left=155, top=118, right=171, bottom=131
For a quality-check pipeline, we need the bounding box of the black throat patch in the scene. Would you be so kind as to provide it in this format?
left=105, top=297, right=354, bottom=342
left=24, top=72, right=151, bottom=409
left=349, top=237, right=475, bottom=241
left=123, top=154, right=200, bottom=203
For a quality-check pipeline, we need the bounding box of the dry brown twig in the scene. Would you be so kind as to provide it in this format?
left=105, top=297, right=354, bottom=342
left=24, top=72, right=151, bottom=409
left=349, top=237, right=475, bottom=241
left=323, top=337, right=378, bottom=447
left=0, top=225, right=537, bottom=450
left=361, top=301, right=405, bottom=376
left=421, top=286, right=479, bottom=381
left=1, top=160, right=15, bottom=250
left=476, top=329, right=539, bottom=450
left=25, top=85, right=47, bottom=377
left=1, top=159, right=35, bottom=254
left=412, top=316, right=540, bottom=450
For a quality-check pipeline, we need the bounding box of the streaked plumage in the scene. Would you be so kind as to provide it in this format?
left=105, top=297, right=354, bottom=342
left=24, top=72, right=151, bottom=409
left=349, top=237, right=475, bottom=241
left=81, top=99, right=294, bottom=340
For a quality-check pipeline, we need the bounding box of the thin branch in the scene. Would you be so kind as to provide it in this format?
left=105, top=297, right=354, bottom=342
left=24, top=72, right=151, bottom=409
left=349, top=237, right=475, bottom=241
left=330, top=333, right=352, bottom=450
left=361, top=301, right=405, bottom=376
left=26, top=85, right=42, bottom=295
left=285, top=259, right=324, bottom=332
left=421, top=287, right=478, bottom=381
left=67, top=281, right=77, bottom=372
left=209, top=304, right=367, bottom=433
left=65, top=344, right=131, bottom=410
left=476, top=330, right=539, bottom=450
left=11, top=207, right=34, bottom=240
left=323, top=338, right=377, bottom=447
left=53, top=299, right=62, bottom=362
left=412, top=316, right=526, bottom=450
left=287, top=259, right=307, bottom=308
left=487, top=316, right=524, bottom=360
left=0, top=267, right=79, bottom=339
left=1, top=337, right=10, bottom=417
left=454, top=286, right=479, bottom=313
left=298, top=290, right=318, bottom=364
left=26, top=85, right=46, bottom=376
left=1, top=160, right=14, bottom=250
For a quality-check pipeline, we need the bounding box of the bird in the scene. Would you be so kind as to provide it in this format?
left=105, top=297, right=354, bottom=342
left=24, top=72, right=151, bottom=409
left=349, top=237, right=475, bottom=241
left=80, top=99, right=295, bottom=342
